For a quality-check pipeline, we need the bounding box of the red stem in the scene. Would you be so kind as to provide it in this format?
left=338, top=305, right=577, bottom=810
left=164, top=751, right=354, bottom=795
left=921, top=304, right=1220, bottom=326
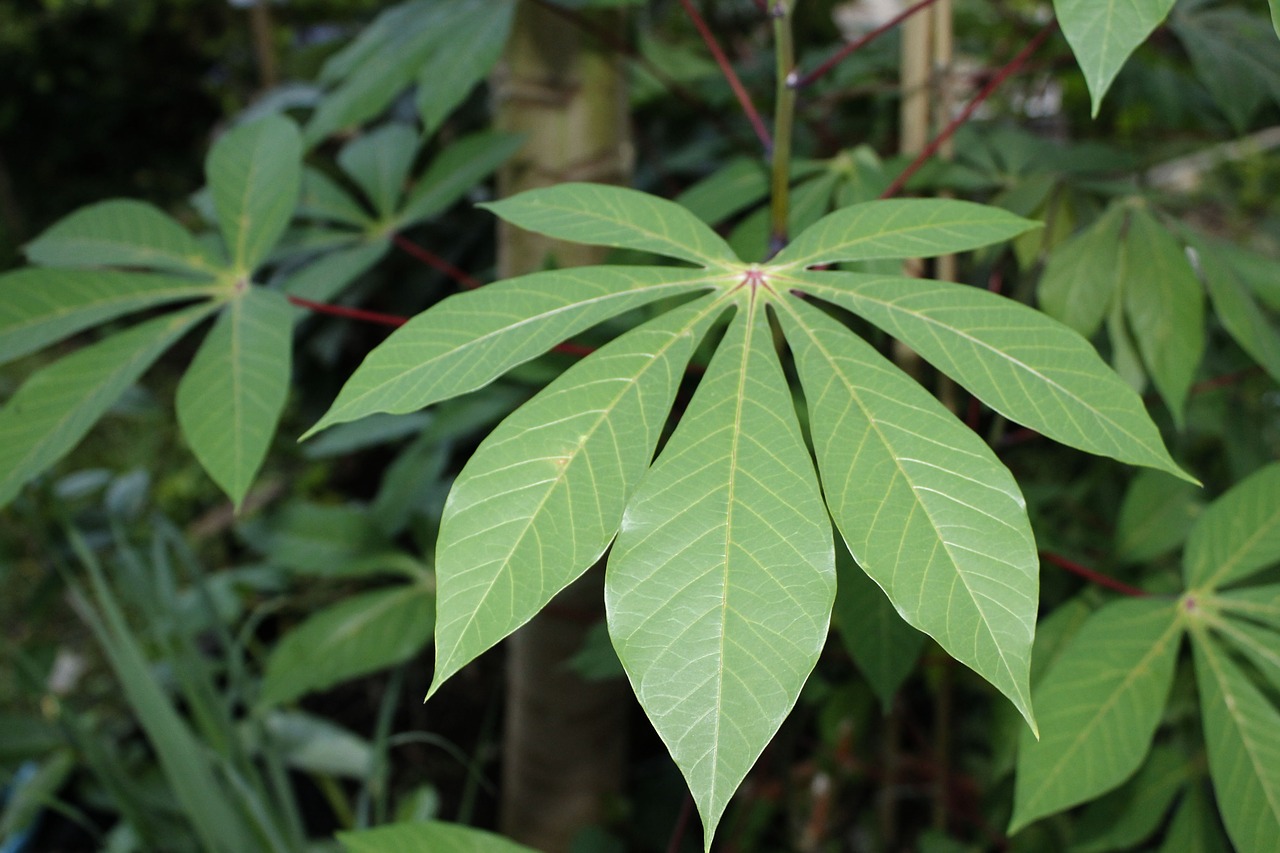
left=287, top=295, right=406, bottom=328
left=792, top=0, right=946, bottom=89
left=881, top=20, right=1058, bottom=200
left=393, top=234, right=483, bottom=290
left=677, top=0, right=773, bottom=152
left=1041, top=551, right=1147, bottom=598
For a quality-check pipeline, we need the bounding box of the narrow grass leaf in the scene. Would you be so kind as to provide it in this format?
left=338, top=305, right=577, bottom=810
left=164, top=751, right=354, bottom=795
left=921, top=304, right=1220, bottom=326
left=0, top=303, right=212, bottom=506
left=304, top=266, right=720, bottom=436
left=338, top=821, right=539, bottom=853
left=787, top=270, right=1190, bottom=481
left=482, top=183, right=739, bottom=268
left=1010, top=598, right=1182, bottom=832
left=207, top=116, right=303, bottom=272
left=607, top=300, right=836, bottom=849
left=25, top=199, right=221, bottom=276
left=430, top=296, right=726, bottom=695
left=1184, top=463, right=1280, bottom=590
left=176, top=288, right=294, bottom=508
left=779, top=296, right=1037, bottom=728
left=1054, top=0, right=1177, bottom=114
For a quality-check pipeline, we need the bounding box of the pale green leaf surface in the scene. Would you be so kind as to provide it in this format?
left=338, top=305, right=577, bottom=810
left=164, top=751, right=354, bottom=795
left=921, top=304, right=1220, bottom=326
left=786, top=270, right=1189, bottom=480
left=779, top=296, right=1037, bottom=727
left=1193, top=632, right=1280, bottom=852
left=260, top=584, right=435, bottom=707
left=337, top=124, right=420, bottom=218
left=771, top=198, right=1038, bottom=269
left=1184, top=463, right=1280, bottom=589
left=830, top=539, right=925, bottom=710
left=1218, top=583, right=1280, bottom=630
left=1193, top=238, right=1280, bottom=383
left=676, top=157, right=770, bottom=226
left=415, top=0, right=514, bottom=132
left=24, top=199, right=220, bottom=276
left=1010, top=598, right=1182, bottom=832
left=1212, top=616, right=1280, bottom=693
left=283, top=240, right=390, bottom=304
left=430, top=296, right=726, bottom=694
left=1054, top=0, right=1177, bottom=114
left=298, top=167, right=371, bottom=228
left=397, top=131, right=524, bottom=227
left=482, top=183, right=739, bottom=268
left=0, top=304, right=211, bottom=506
left=305, top=266, right=720, bottom=436
left=207, top=115, right=303, bottom=272
left=338, top=821, right=538, bottom=853
left=0, top=268, right=207, bottom=365
left=176, top=288, right=294, bottom=507
left=256, top=710, right=373, bottom=779
left=607, top=300, right=835, bottom=849
left=1115, top=470, right=1201, bottom=563
left=1030, top=595, right=1093, bottom=687
left=1070, top=746, right=1193, bottom=853
left=1120, top=210, right=1204, bottom=426
left=1037, top=205, right=1124, bottom=338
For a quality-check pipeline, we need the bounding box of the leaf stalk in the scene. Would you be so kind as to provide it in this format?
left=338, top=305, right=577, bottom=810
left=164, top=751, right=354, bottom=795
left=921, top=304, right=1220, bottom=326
left=768, top=0, right=797, bottom=258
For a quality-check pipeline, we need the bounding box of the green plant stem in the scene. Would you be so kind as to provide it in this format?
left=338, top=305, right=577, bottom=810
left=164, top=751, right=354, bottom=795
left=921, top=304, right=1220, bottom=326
left=769, top=0, right=798, bottom=257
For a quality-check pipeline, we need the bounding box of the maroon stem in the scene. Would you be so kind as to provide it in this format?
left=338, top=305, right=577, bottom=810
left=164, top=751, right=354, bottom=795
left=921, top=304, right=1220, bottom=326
left=286, top=295, right=406, bottom=328
left=792, top=0, right=946, bottom=89
left=677, top=0, right=774, bottom=152
left=1041, top=551, right=1147, bottom=598
left=881, top=20, right=1058, bottom=199
left=393, top=234, right=484, bottom=290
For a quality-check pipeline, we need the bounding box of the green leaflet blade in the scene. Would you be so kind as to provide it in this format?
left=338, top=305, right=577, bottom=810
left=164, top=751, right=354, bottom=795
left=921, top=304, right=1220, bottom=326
left=771, top=198, right=1038, bottom=270
left=206, top=115, right=303, bottom=272
left=430, top=295, right=726, bottom=696
left=1071, top=746, right=1194, bottom=853
left=0, top=303, right=213, bottom=507
left=397, top=131, right=524, bottom=228
left=283, top=240, right=391, bottom=304
left=607, top=299, right=835, bottom=850
left=481, top=183, right=740, bottom=268
left=1192, top=236, right=1280, bottom=384
left=1183, top=463, right=1280, bottom=590
left=176, top=288, right=294, bottom=508
left=1009, top=598, right=1182, bottom=832
left=0, top=268, right=208, bottom=366
left=1217, top=584, right=1280, bottom=630
left=1115, top=470, right=1202, bottom=564
left=1120, top=209, right=1204, bottom=428
left=415, top=0, right=514, bottom=132
left=260, top=584, right=435, bottom=707
left=337, top=123, right=420, bottom=219
left=778, top=296, right=1037, bottom=729
left=1037, top=203, right=1125, bottom=338
left=1054, top=0, right=1177, bottom=115
left=299, top=166, right=372, bottom=228
left=304, top=265, right=721, bottom=437
left=1193, top=631, right=1280, bottom=852
left=24, top=199, right=221, bottom=277
left=338, top=821, right=538, bottom=853
left=786, top=270, right=1192, bottom=482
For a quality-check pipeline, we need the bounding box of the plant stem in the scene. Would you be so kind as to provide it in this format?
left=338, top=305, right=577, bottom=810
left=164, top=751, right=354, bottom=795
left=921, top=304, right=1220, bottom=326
left=792, top=0, right=945, bottom=89
left=769, top=0, right=797, bottom=257
left=1040, top=551, right=1147, bottom=598
left=678, top=0, right=773, bottom=151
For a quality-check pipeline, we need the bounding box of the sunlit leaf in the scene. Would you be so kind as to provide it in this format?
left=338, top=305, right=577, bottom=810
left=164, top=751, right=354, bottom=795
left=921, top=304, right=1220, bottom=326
left=607, top=299, right=835, bottom=848
left=1184, top=463, right=1280, bottom=590
left=1054, top=0, right=1177, bottom=114
left=24, top=199, right=220, bottom=276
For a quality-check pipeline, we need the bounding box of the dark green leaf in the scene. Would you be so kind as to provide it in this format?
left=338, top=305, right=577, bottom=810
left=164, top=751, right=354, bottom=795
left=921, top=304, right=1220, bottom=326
left=338, top=124, right=421, bottom=219
left=1037, top=204, right=1124, bottom=338
left=1184, top=463, right=1280, bottom=590
left=25, top=199, right=221, bottom=276
left=415, top=0, right=515, bottom=132
left=1115, top=470, right=1202, bottom=563
left=397, top=131, right=524, bottom=228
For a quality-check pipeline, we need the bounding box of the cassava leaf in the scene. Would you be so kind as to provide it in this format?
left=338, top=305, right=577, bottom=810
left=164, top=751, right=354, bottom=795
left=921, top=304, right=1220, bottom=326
left=771, top=198, right=1038, bottom=269
left=415, top=0, right=514, bottom=132
left=0, top=303, right=213, bottom=507
left=778, top=295, right=1038, bottom=729
left=429, top=295, right=727, bottom=695
left=1115, top=470, right=1202, bottom=563
left=175, top=287, right=294, bottom=508
left=1193, top=631, right=1280, bottom=851
left=607, top=299, right=835, bottom=849
left=1054, top=0, right=1177, bottom=114
left=1217, top=584, right=1280, bottom=630
left=304, top=265, right=720, bottom=437
left=784, top=270, right=1191, bottom=481
left=337, top=123, right=421, bottom=219
left=206, top=115, right=303, bottom=272
left=482, top=183, right=739, bottom=268
left=0, top=268, right=209, bottom=366
left=1070, top=745, right=1193, bottom=853
left=1191, top=236, right=1280, bottom=384
left=338, top=821, right=538, bottom=853
left=397, top=131, right=524, bottom=228
left=1183, top=463, right=1280, bottom=590
left=283, top=240, right=391, bottom=304
left=24, top=199, right=221, bottom=276
left=298, top=167, right=373, bottom=228
left=1037, top=204, right=1125, bottom=338
left=1010, top=598, right=1182, bottom=832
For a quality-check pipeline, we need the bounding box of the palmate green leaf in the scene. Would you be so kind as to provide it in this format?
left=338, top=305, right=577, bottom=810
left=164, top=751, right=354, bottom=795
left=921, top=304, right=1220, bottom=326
left=771, top=198, right=1038, bottom=269
left=283, top=240, right=391, bottom=304
left=396, top=131, right=525, bottom=228
left=1009, top=598, right=1182, bottom=833
left=338, top=821, right=538, bottom=853
left=481, top=183, right=739, bottom=268
left=0, top=303, right=213, bottom=506
left=606, top=299, right=836, bottom=849
left=415, top=0, right=515, bottom=132
left=428, top=294, right=728, bottom=696
left=1193, top=631, right=1280, bottom=851
left=303, top=266, right=718, bottom=436
left=337, top=124, right=420, bottom=219
left=785, top=270, right=1191, bottom=481
left=1037, top=204, right=1125, bottom=338
left=1184, top=463, right=1280, bottom=590
left=1218, top=583, right=1280, bottom=630
left=1115, top=470, right=1202, bottom=563
left=176, top=288, right=294, bottom=508
left=24, top=199, right=221, bottom=277
left=1212, top=616, right=1280, bottom=693
left=206, top=115, right=303, bottom=272
left=778, top=296, right=1038, bottom=729
left=260, top=583, right=435, bottom=707
left=299, top=167, right=373, bottom=228
left=1120, top=209, right=1204, bottom=426
left=0, top=268, right=210, bottom=365
left=1054, top=0, right=1176, bottom=115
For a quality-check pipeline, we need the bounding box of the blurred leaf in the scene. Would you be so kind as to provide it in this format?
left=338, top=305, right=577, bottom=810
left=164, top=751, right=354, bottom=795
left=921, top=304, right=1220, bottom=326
left=338, top=124, right=421, bottom=219
left=299, top=167, right=373, bottom=228
left=207, top=116, right=303, bottom=272
left=257, top=710, right=373, bottom=778
left=397, top=131, right=524, bottom=228
left=1159, top=783, right=1231, bottom=853
left=1218, top=583, right=1280, bottom=630
left=283, top=240, right=391, bottom=304
left=415, top=0, right=515, bottom=132
left=1115, top=470, right=1202, bottom=563
left=0, top=750, right=74, bottom=840
left=242, top=502, right=390, bottom=576
left=1037, top=204, right=1124, bottom=338
left=1054, top=0, right=1176, bottom=114
left=24, top=199, right=220, bottom=276
left=1172, top=6, right=1280, bottom=132
left=1184, top=463, right=1280, bottom=590
left=1070, top=746, right=1192, bottom=852
left=338, top=821, right=538, bottom=853
left=1190, top=237, right=1280, bottom=384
